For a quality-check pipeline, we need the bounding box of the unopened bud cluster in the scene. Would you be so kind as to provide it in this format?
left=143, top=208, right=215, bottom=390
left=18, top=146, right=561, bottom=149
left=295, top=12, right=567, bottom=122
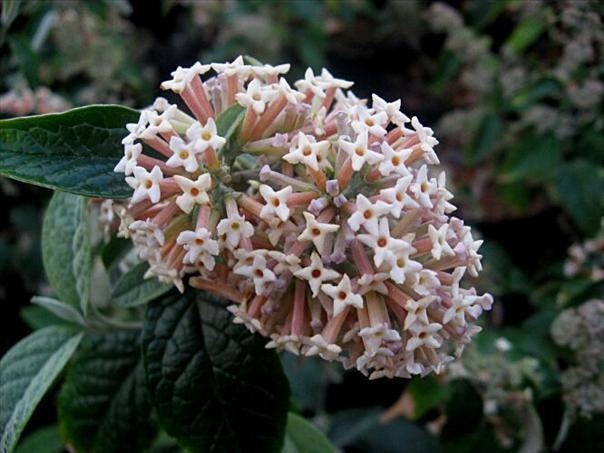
left=113, top=56, right=493, bottom=378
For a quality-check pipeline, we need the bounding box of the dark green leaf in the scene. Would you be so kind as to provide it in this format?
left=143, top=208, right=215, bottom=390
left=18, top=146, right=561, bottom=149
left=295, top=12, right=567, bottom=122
left=15, top=425, right=63, bottom=453
left=327, top=408, right=439, bottom=453
left=510, top=79, right=561, bottom=111
left=143, top=290, right=290, bottom=452
left=112, top=262, right=172, bottom=308
left=215, top=103, right=245, bottom=143
left=42, top=192, right=92, bottom=314
left=19, top=305, right=67, bottom=330
left=282, top=413, right=335, bottom=453
left=0, top=326, right=84, bottom=453
left=0, top=105, right=138, bottom=198
left=501, top=133, right=562, bottom=182
left=31, top=296, right=87, bottom=326
left=405, top=376, right=450, bottom=420
left=101, top=235, right=131, bottom=271
left=281, top=354, right=329, bottom=413
left=504, top=17, right=545, bottom=54
left=464, top=113, right=503, bottom=163
left=58, top=329, right=156, bottom=453
left=554, top=160, right=604, bottom=236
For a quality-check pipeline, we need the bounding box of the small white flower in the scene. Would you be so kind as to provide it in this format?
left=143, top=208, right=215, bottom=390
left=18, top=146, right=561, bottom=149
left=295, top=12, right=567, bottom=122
left=294, top=252, right=341, bottom=297
left=186, top=118, right=226, bottom=152
left=406, top=322, right=442, bottom=351
left=357, top=217, right=411, bottom=268
left=298, top=212, right=340, bottom=253
left=295, top=68, right=328, bottom=99
left=351, top=106, right=388, bottom=138
left=282, top=132, right=330, bottom=171
left=442, top=289, right=474, bottom=326
left=347, top=194, right=389, bottom=235
left=389, top=249, right=422, bottom=285
left=259, top=184, right=292, bottom=222
left=249, top=63, right=291, bottom=79
left=145, top=262, right=184, bottom=293
left=211, top=56, right=251, bottom=77
left=378, top=142, right=413, bottom=177
left=304, top=334, right=342, bottom=361
left=316, top=68, right=353, bottom=91
left=166, top=136, right=201, bottom=172
left=114, top=143, right=142, bottom=175
left=235, top=79, right=278, bottom=114
left=404, top=296, right=436, bottom=329
left=339, top=131, right=384, bottom=171
left=234, top=253, right=276, bottom=295
left=408, top=116, right=439, bottom=164
left=126, top=165, right=163, bottom=204
left=379, top=175, right=418, bottom=218
left=160, top=62, right=211, bottom=93
left=321, top=274, right=364, bottom=316
left=267, top=251, right=302, bottom=275
left=409, top=165, right=435, bottom=209
left=177, top=228, right=219, bottom=270
left=413, top=269, right=440, bottom=296
left=371, top=94, right=410, bottom=125
left=428, top=224, right=455, bottom=260
left=217, top=213, right=254, bottom=249
left=276, top=78, right=306, bottom=105
left=174, top=174, right=212, bottom=214
left=359, top=323, right=401, bottom=357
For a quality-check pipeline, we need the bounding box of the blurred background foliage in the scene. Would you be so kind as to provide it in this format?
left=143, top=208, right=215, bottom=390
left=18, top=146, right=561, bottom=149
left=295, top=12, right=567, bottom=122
left=1, top=0, right=603, bottom=452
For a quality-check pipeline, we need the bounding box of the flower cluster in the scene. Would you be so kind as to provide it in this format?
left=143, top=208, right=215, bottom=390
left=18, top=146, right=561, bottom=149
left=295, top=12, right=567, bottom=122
left=564, top=218, right=604, bottom=282
left=113, top=56, right=493, bottom=378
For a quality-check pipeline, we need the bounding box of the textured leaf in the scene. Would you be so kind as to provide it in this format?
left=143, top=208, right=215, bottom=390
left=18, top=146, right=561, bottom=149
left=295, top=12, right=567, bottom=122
left=19, top=306, right=67, bottom=330
left=0, top=105, right=138, bottom=198
left=42, top=192, right=92, bottom=314
left=112, top=262, right=172, bottom=308
left=15, top=426, right=63, bottom=453
left=554, top=160, right=604, bottom=236
left=143, top=290, right=290, bottom=452
left=215, top=103, right=245, bottom=144
left=58, top=329, right=156, bottom=453
left=282, top=413, right=335, bottom=453
left=327, top=408, right=439, bottom=453
left=31, top=296, right=87, bottom=326
left=0, top=326, right=84, bottom=453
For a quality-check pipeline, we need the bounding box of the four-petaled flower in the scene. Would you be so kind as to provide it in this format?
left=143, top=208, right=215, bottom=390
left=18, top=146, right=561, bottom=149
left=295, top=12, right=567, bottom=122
left=126, top=165, right=163, bottom=204
left=321, top=275, right=364, bottom=316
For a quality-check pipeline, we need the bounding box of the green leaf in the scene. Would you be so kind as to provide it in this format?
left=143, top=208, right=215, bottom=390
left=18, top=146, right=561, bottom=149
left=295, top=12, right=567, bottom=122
left=504, top=17, right=545, bottom=54
left=58, top=329, right=157, bottom=453
left=0, top=105, right=138, bottom=198
left=15, top=425, right=63, bottom=453
left=111, top=262, right=172, bottom=308
left=405, top=376, right=450, bottom=420
left=282, top=413, right=335, bottom=453
left=501, top=133, right=562, bottom=182
left=143, top=290, right=290, bottom=452
left=510, top=78, right=561, bottom=111
left=8, top=35, right=39, bottom=87
left=215, top=103, right=245, bottom=143
left=464, top=113, right=503, bottom=163
left=19, top=306, right=67, bottom=330
left=42, top=191, right=92, bottom=314
left=554, top=160, right=604, bottom=236
left=327, top=408, right=439, bottom=453
left=31, top=296, right=87, bottom=326
left=0, top=326, right=84, bottom=453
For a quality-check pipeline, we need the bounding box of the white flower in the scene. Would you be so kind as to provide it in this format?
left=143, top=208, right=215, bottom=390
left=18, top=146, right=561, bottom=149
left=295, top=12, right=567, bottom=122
left=217, top=213, right=254, bottom=249
left=347, top=194, right=389, bottom=235
left=282, top=132, right=330, bottom=171
left=276, top=78, right=306, bottom=105
left=409, top=116, right=439, bottom=164
left=442, top=289, right=474, bottom=326
left=166, top=136, right=201, bottom=172
left=294, top=252, right=341, bottom=297
left=304, top=334, right=342, bottom=361
left=378, top=142, right=413, bottom=177
left=316, top=68, right=353, bottom=90
left=295, top=67, right=329, bottom=99
left=379, top=175, right=418, bottom=218
left=235, top=79, right=278, bottom=114
left=413, top=270, right=440, bottom=296
left=249, top=63, right=291, bottom=79
left=359, top=323, right=401, bottom=356
left=339, top=131, right=384, bottom=171
left=406, top=322, right=442, bottom=351
left=177, top=228, right=219, bottom=270
left=357, top=217, right=411, bottom=268
left=321, top=274, right=364, bottom=316
left=211, top=56, right=251, bottom=77
left=409, top=165, right=435, bottom=209
left=114, top=143, right=142, bottom=175
left=234, top=253, right=276, bottom=295
left=186, top=118, right=226, bottom=152
left=428, top=224, right=455, bottom=260
left=371, top=94, right=410, bottom=125
left=259, top=184, right=292, bottom=222
left=351, top=106, right=388, bottom=138
left=389, top=249, right=422, bottom=285
left=160, top=62, right=211, bottom=93
left=298, top=212, right=340, bottom=253
left=145, top=262, right=184, bottom=292
left=267, top=251, right=301, bottom=275
left=126, top=165, right=163, bottom=204
left=404, top=296, right=436, bottom=329
left=463, top=235, right=484, bottom=277
left=174, top=174, right=212, bottom=214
